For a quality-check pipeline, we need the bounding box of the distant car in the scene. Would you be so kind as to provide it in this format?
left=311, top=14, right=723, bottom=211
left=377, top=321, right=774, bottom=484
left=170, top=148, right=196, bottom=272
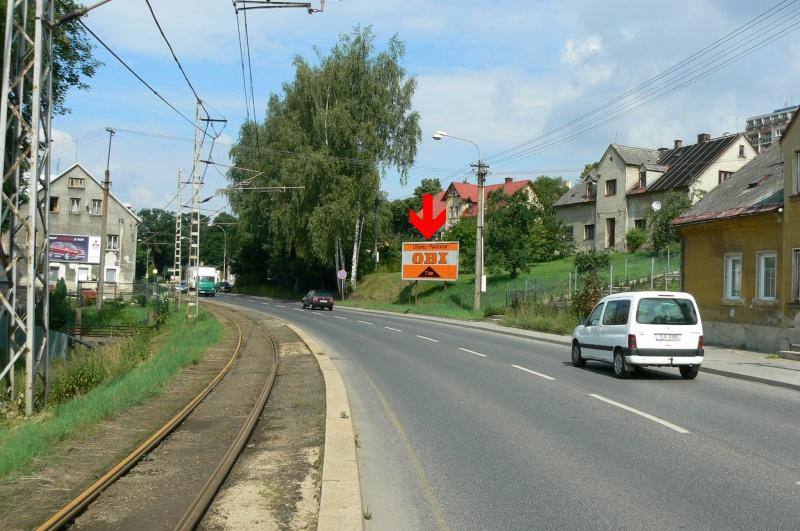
left=302, top=289, right=334, bottom=311
left=571, top=291, right=704, bottom=379
left=51, top=241, right=86, bottom=261
left=216, top=281, right=232, bottom=293
left=172, top=281, right=189, bottom=294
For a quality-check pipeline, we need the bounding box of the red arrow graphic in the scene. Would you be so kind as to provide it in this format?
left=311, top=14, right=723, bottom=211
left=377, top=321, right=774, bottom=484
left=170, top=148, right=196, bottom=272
left=409, top=193, right=446, bottom=239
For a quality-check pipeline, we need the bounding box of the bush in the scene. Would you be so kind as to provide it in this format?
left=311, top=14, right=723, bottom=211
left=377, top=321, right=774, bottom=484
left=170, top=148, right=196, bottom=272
left=626, top=229, right=647, bottom=252
left=574, top=250, right=609, bottom=274
left=49, top=350, right=111, bottom=404
left=151, top=296, right=171, bottom=327
left=503, top=302, right=578, bottom=335
left=572, top=271, right=602, bottom=319
left=135, top=294, right=148, bottom=307
left=49, top=279, right=70, bottom=331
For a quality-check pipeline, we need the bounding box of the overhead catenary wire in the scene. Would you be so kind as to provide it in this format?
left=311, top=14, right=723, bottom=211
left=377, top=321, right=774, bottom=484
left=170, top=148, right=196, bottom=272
left=143, top=0, right=200, bottom=102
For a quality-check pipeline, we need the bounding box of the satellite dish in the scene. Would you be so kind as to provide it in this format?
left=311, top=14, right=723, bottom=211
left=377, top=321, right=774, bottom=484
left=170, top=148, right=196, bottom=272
left=651, top=200, right=662, bottom=211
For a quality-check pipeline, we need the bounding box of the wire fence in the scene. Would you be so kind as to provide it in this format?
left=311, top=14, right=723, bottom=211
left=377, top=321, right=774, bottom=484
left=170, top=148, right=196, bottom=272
left=73, top=281, right=171, bottom=306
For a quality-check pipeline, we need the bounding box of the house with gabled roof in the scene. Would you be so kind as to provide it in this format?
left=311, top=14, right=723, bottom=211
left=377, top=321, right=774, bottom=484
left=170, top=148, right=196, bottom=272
left=555, top=133, right=756, bottom=252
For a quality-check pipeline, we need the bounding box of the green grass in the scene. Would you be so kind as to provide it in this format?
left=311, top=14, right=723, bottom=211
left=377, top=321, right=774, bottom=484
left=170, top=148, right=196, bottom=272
left=0, top=310, right=222, bottom=479
left=502, top=305, right=579, bottom=335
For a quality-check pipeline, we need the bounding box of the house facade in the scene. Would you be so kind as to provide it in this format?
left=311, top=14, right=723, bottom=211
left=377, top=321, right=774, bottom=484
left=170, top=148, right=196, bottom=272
left=34, top=164, right=141, bottom=293
left=555, top=134, right=756, bottom=252
left=674, top=114, right=800, bottom=353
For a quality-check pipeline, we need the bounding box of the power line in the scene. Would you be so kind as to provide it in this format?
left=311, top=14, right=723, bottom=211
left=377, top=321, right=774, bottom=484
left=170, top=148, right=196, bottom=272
left=234, top=8, right=252, bottom=123
left=241, top=5, right=261, bottom=155
left=143, top=0, right=200, bottom=102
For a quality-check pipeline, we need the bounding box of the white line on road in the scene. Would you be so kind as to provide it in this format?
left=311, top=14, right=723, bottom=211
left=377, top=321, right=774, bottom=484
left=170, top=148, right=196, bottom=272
left=334, top=316, right=348, bottom=320
left=295, top=308, right=304, bottom=312
left=248, top=299, right=257, bottom=303
left=588, top=393, right=690, bottom=434
left=357, top=320, right=374, bottom=325
left=276, top=305, right=286, bottom=308
left=511, top=364, right=555, bottom=380
left=458, top=347, right=487, bottom=358
left=416, top=335, right=439, bottom=343
left=384, top=326, right=402, bottom=332
left=262, top=302, right=269, bottom=305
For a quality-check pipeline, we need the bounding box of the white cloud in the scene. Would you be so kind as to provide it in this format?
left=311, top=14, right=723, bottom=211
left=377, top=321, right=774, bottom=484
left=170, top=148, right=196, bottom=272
left=561, top=35, right=603, bottom=65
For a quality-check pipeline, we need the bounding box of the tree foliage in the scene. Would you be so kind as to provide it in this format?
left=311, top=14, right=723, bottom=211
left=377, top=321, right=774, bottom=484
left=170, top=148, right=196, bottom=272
left=645, top=192, right=691, bottom=252
left=625, top=228, right=647, bottom=252
left=531, top=176, right=569, bottom=210
left=580, top=162, right=599, bottom=179
left=443, top=216, right=476, bottom=273
left=486, top=190, right=538, bottom=278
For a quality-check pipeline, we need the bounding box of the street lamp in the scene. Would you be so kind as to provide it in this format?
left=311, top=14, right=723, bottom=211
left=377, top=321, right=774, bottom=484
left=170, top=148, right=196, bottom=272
left=207, top=221, right=228, bottom=283
left=432, top=130, right=488, bottom=312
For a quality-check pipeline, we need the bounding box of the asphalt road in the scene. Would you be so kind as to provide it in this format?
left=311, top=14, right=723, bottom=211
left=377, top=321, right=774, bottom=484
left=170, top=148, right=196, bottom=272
left=216, top=293, right=800, bottom=531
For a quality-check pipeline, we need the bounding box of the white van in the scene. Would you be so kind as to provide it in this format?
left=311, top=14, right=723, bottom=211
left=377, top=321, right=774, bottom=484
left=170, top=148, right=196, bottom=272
left=571, top=291, right=703, bottom=379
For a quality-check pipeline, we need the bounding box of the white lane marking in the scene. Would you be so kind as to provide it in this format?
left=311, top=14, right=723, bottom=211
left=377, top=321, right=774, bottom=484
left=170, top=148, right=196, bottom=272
left=588, top=393, right=690, bottom=434
left=357, top=320, right=374, bottom=325
left=248, top=299, right=257, bottom=303
left=334, top=316, right=348, bottom=320
left=384, top=326, right=402, bottom=332
left=262, top=302, right=269, bottom=305
left=276, top=305, right=286, bottom=308
left=311, top=312, right=322, bottom=317
left=512, top=364, right=555, bottom=381
left=458, top=347, right=487, bottom=358
left=295, top=308, right=304, bottom=312
left=416, top=335, right=439, bottom=343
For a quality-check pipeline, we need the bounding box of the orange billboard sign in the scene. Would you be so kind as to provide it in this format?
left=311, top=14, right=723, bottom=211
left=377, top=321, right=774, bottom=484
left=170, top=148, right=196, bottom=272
left=401, top=241, right=459, bottom=281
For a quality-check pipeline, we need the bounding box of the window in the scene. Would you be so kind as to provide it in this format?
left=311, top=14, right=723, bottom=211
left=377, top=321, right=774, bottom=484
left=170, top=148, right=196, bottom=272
left=634, top=219, right=646, bottom=230
left=69, top=198, right=81, bottom=213
left=68, top=177, right=85, bottom=188
left=107, top=234, right=119, bottom=251
left=756, top=251, right=777, bottom=300
left=77, top=267, right=90, bottom=282
left=49, top=196, right=59, bottom=213
left=450, top=205, right=459, bottom=220
left=584, top=224, right=595, bottom=241
left=606, top=217, right=616, bottom=248
left=587, top=303, right=605, bottom=326
left=793, top=250, right=800, bottom=302
left=724, top=254, right=742, bottom=300
left=602, top=300, right=631, bottom=326
left=605, top=179, right=617, bottom=196
left=638, top=171, right=646, bottom=189
left=49, top=266, right=60, bottom=283
left=718, top=170, right=734, bottom=184
left=90, top=199, right=102, bottom=215
left=739, top=144, right=746, bottom=158
left=105, top=268, right=117, bottom=283
left=636, top=298, right=698, bottom=325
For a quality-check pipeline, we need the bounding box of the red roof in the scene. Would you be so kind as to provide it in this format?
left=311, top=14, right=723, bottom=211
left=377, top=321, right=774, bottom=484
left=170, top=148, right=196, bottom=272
left=445, top=179, right=532, bottom=217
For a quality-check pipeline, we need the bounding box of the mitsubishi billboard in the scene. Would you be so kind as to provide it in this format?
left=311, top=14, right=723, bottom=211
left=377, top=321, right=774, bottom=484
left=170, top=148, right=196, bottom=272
left=49, top=234, right=101, bottom=264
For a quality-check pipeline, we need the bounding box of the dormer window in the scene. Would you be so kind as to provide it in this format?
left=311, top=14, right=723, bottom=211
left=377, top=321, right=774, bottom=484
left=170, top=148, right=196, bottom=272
left=639, top=171, right=646, bottom=189
left=739, top=144, right=746, bottom=158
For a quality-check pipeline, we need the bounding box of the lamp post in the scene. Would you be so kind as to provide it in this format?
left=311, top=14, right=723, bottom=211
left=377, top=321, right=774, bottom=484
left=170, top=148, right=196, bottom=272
left=432, top=130, right=487, bottom=312
left=207, top=222, right=228, bottom=283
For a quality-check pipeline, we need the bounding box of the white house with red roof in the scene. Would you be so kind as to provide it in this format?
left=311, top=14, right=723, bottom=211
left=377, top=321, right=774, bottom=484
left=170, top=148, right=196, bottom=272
left=436, top=177, right=538, bottom=232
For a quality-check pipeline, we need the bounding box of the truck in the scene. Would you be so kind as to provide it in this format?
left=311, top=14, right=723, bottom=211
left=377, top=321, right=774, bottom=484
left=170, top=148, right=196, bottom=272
left=187, top=266, right=218, bottom=297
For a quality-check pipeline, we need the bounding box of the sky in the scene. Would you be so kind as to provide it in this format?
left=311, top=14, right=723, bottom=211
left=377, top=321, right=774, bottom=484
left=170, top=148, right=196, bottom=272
left=50, top=0, right=800, bottom=216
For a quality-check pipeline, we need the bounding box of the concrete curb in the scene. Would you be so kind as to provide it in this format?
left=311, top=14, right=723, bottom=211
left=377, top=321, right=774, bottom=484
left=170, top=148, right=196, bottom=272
left=698, top=367, right=800, bottom=393
left=286, top=323, right=364, bottom=531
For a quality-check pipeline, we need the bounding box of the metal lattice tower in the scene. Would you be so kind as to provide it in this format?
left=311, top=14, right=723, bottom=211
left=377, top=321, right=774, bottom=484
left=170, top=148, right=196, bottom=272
left=188, top=101, right=202, bottom=318
left=0, top=0, right=55, bottom=415
left=174, top=168, right=183, bottom=309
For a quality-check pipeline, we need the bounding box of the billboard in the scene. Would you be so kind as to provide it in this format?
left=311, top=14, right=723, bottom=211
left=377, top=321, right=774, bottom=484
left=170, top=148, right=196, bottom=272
left=401, top=241, right=459, bottom=281
left=49, top=234, right=101, bottom=264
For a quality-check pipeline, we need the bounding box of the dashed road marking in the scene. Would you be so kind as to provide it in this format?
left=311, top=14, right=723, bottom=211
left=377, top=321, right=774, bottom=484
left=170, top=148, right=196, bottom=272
left=295, top=308, right=304, bottom=312
left=416, top=335, right=438, bottom=343
left=384, top=326, right=402, bottom=332
left=276, top=305, right=286, bottom=308
left=334, top=316, right=348, bottom=320
left=357, top=320, right=374, bottom=325
left=458, top=347, right=487, bottom=358
left=512, top=364, right=555, bottom=381
left=589, top=393, right=690, bottom=434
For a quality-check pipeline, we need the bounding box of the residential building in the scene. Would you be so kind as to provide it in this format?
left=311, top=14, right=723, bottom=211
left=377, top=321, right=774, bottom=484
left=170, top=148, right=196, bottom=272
left=555, top=134, right=756, bottom=252
left=673, top=112, right=800, bottom=352
left=745, top=104, right=798, bottom=153
left=21, top=164, right=141, bottom=294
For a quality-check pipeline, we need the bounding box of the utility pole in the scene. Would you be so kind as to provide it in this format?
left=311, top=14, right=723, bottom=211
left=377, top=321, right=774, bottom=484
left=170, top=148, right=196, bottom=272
left=96, top=127, right=115, bottom=309
left=188, top=101, right=203, bottom=318
left=473, top=160, right=488, bottom=312
left=174, top=169, right=183, bottom=310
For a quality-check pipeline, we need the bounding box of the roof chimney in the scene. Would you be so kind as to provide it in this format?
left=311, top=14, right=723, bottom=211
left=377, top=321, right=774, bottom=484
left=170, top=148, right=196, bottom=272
left=697, top=133, right=710, bottom=144
left=674, top=139, right=683, bottom=149
left=504, top=177, right=513, bottom=184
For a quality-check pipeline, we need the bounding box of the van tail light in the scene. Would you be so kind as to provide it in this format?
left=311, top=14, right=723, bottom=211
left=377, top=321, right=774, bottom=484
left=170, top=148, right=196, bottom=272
left=698, top=335, right=704, bottom=350
left=628, top=334, right=637, bottom=350
left=313, top=297, right=318, bottom=303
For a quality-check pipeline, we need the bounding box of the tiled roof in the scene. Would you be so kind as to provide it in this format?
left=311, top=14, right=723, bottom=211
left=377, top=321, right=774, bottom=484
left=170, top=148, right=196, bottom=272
left=611, top=144, right=662, bottom=166
left=647, top=135, right=740, bottom=192
left=672, top=145, right=783, bottom=226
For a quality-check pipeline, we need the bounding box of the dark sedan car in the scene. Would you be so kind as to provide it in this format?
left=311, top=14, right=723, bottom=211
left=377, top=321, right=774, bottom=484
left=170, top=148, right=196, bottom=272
left=301, top=290, right=335, bottom=310
left=216, top=281, right=232, bottom=293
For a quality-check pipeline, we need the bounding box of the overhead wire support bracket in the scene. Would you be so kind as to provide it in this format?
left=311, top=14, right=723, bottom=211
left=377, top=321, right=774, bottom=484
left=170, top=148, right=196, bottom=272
left=233, top=1, right=324, bottom=14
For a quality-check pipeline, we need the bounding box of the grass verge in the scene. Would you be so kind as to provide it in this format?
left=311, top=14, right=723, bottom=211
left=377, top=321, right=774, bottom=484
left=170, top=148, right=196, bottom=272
left=502, top=304, right=578, bottom=335
left=0, top=309, right=222, bottom=479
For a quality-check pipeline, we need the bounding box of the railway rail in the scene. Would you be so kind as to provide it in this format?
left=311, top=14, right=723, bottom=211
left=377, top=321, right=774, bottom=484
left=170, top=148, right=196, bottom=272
left=37, top=305, right=278, bottom=530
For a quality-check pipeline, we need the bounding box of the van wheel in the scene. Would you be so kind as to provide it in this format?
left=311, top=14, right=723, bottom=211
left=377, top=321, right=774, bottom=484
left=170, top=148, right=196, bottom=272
left=571, top=342, right=586, bottom=367
left=613, top=350, right=632, bottom=379
left=679, top=365, right=700, bottom=379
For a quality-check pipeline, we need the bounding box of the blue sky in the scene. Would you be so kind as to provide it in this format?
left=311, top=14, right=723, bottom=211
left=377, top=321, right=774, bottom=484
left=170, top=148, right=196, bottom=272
left=51, top=0, right=800, bottom=216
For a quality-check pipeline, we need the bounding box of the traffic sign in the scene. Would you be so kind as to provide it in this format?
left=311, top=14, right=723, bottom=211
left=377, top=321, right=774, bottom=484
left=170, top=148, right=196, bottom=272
left=337, top=269, right=347, bottom=280
left=401, top=241, right=459, bottom=281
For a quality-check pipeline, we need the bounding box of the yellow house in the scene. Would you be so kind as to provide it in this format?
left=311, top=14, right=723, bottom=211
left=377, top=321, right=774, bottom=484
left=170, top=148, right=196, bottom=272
left=674, top=113, right=800, bottom=353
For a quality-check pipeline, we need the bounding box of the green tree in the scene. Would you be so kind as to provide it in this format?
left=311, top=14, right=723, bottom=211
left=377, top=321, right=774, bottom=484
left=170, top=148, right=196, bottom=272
left=580, top=162, right=599, bottom=179
left=626, top=228, right=647, bottom=252
left=531, top=175, right=569, bottom=210
left=412, top=178, right=443, bottom=209
left=443, top=217, right=476, bottom=273
left=135, top=208, right=177, bottom=279
left=486, top=190, right=538, bottom=277
left=646, top=192, right=691, bottom=252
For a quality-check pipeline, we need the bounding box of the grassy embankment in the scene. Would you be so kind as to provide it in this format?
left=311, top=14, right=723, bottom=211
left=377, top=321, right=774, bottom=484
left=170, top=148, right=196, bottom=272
left=0, top=308, right=222, bottom=479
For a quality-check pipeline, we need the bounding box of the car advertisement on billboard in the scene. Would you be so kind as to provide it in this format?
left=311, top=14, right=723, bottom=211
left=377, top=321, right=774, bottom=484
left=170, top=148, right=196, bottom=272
left=49, top=234, right=101, bottom=264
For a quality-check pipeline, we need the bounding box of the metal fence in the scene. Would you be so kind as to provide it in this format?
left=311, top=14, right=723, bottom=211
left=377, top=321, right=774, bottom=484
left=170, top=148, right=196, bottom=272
left=73, top=281, right=171, bottom=306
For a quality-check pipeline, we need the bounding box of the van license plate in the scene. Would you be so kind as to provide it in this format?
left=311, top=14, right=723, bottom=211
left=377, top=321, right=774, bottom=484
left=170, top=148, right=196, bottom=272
left=656, top=334, right=681, bottom=341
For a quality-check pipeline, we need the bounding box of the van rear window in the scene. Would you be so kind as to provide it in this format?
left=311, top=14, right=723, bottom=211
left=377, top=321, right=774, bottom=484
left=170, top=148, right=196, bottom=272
left=636, top=298, right=698, bottom=325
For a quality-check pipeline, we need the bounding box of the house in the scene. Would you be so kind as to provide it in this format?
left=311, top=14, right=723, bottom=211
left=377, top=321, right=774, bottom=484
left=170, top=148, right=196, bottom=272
left=27, top=164, right=141, bottom=294
left=419, top=178, right=538, bottom=233
left=555, top=134, right=756, bottom=251
left=673, top=113, right=800, bottom=353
